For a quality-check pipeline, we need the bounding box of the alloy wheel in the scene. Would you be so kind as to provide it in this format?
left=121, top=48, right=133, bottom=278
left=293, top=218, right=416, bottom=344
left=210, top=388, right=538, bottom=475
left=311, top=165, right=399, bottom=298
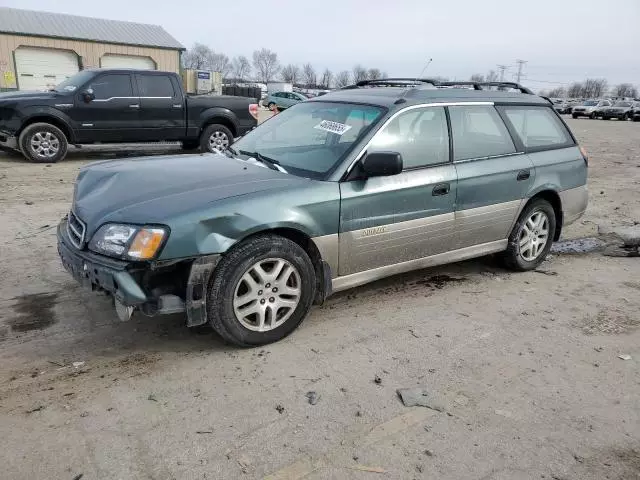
left=208, top=130, right=229, bottom=152
left=30, top=131, right=60, bottom=159
left=518, top=211, right=550, bottom=262
left=233, top=258, right=302, bottom=332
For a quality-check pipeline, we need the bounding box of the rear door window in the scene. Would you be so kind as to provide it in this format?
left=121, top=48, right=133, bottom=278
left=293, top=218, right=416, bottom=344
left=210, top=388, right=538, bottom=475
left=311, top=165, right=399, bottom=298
left=448, top=105, right=516, bottom=160
left=500, top=106, right=574, bottom=150
left=136, top=74, right=175, bottom=97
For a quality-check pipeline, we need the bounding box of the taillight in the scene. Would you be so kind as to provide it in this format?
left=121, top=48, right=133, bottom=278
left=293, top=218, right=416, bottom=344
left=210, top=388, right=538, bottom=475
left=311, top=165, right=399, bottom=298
left=249, top=104, right=259, bottom=120
left=579, top=145, right=589, bottom=166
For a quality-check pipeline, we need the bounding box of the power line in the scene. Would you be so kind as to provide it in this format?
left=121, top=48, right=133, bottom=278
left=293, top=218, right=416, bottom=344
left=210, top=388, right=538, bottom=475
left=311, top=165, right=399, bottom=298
left=497, top=65, right=508, bottom=82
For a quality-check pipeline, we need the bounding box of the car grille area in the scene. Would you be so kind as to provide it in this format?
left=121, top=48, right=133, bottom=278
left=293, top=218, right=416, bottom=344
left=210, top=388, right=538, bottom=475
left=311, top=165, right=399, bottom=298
left=67, top=211, right=86, bottom=248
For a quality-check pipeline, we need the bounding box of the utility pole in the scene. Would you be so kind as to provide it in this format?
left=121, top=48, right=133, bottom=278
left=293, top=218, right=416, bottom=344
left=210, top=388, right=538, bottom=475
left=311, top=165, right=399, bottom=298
left=515, top=59, right=527, bottom=83
left=497, top=64, right=507, bottom=82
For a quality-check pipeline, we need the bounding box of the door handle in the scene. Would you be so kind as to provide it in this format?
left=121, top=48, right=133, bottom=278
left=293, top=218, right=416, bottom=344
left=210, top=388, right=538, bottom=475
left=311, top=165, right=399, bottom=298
left=432, top=183, right=450, bottom=196
left=129, top=104, right=140, bottom=109
left=517, top=170, right=531, bottom=181
left=172, top=104, right=182, bottom=108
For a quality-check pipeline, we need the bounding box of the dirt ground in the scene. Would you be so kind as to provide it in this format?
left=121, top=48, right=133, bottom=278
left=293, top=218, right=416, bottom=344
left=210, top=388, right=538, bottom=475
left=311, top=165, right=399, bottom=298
left=0, top=117, right=639, bottom=480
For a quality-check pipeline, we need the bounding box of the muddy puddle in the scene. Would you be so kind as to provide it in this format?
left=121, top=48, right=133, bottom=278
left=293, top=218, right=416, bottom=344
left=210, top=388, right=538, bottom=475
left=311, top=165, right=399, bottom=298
left=7, top=293, right=58, bottom=333
left=551, top=237, right=603, bottom=254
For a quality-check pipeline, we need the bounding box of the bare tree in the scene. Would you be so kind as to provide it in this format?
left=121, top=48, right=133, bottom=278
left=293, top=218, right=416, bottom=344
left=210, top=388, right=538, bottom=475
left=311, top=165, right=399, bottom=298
left=232, top=56, right=251, bottom=82
left=470, top=73, right=485, bottom=82
left=335, top=70, right=351, bottom=88
left=613, top=83, right=638, bottom=98
left=302, top=63, right=317, bottom=87
left=352, top=65, right=368, bottom=83
left=182, top=43, right=213, bottom=70
left=209, top=53, right=232, bottom=79
left=547, top=87, right=567, bottom=98
left=252, top=48, right=280, bottom=83
left=486, top=70, right=499, bottom=83
left=367, top=68, right=382, bottom=80
left=580, top=78, right=608, bottom=98
left=280, top=64, right=300, bottom=84
left=320, top=68, right=333, bottom=89
left=567, top=82, right=583, bottom=98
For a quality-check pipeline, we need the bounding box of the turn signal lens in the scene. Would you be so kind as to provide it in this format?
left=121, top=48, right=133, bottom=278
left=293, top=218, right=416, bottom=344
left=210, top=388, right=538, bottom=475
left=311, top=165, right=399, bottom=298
left=579, top=146, right=589, bottom=166
left=128, top=228, right=166, bottom=260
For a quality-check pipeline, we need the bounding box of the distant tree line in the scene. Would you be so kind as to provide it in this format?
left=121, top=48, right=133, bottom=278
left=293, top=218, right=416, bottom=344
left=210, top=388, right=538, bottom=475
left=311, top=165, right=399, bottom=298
left=182, top=43, right=388, bottom=89
left=539, top=79, right=638, bottom=99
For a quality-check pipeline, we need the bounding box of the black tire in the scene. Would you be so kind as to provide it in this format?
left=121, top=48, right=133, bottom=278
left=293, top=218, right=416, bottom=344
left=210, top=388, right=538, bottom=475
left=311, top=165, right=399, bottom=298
left=501, top=199, right=557, bottom=272
left=623, top=113, right=630, bottom=121
left=267, top=102, right=275, bottom=109
left=207, top=235, right=316, bottom=347
left=590, top=112, right=597, bottom=119
left=200, top=124, right=234, bottom=153
left=181, top=140, right=200, bottom=151
left=18, top=123, right=68, bottom=163
left=633, top=117, right=639, bottom=122
left=571, top=114, right=578, bottom=119
left=602, top=116, right=609, bottom=120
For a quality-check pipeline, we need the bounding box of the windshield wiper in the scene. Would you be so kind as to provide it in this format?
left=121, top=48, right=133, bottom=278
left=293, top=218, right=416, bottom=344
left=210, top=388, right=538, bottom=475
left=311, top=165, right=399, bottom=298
left=238, top=150, right=286, bottom=172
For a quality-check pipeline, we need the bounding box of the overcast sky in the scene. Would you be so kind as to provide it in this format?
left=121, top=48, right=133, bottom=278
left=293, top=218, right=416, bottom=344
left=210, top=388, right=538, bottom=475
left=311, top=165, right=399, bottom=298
left=2, top=0, right=639, bottom=89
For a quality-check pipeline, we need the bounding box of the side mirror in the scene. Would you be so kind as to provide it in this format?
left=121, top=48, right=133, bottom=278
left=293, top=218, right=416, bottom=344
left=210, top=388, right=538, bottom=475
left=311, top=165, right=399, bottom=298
left=360, top=151, right=403, bottom=178
left=82, top=89, right=95, bottom=103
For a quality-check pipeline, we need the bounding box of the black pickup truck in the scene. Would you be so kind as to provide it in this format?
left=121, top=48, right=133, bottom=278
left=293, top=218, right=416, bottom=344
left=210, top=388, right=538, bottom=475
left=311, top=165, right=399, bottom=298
left=0, top=69, right=258, bottom=163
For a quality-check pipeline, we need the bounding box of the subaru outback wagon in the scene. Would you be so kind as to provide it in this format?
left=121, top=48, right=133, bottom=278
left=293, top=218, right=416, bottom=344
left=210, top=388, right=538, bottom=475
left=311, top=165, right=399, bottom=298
left=57, top=79, right=588, bottom=346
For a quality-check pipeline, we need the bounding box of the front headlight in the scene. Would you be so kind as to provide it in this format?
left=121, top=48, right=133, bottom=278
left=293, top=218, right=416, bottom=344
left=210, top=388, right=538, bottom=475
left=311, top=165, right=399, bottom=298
left=89, top=224, right=168, bottom=260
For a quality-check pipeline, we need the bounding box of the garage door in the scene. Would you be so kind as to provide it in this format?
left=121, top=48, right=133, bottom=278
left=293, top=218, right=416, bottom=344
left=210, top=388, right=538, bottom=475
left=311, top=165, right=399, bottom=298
left=15, top=47, right=79, bottom=91
left=100, top=55, right=156, bottom=70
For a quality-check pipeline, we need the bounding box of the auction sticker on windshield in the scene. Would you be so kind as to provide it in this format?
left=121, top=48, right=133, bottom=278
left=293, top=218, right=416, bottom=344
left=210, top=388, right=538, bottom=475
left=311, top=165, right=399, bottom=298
left=314, top=120, right=352, bottom=135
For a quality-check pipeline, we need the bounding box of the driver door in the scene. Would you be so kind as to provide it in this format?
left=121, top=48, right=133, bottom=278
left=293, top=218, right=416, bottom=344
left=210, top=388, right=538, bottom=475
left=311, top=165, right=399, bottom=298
left=338, top=106, right=457, bottom=276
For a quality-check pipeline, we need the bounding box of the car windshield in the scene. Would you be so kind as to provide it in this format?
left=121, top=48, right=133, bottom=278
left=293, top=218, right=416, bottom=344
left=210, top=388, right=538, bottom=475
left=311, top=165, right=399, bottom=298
left=232, top=101, right=385, bottom=180
left=613, top=101, right=632, bottom=107
left=583, top=101, right=598, bottom=106
left=53, top=70, right=94, bottom=92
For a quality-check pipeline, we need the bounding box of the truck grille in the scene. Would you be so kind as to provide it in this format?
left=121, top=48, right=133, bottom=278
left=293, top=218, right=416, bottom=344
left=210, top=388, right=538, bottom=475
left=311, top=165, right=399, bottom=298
left=67, top=211, right=86, bottom=248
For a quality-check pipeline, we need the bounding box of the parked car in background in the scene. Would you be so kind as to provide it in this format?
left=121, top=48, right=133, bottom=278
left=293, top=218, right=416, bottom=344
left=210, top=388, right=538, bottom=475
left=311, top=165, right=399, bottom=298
left=553, top=101, right=572, bottom=114
left=0, top=69, right=258, bottom=162
left=571, top=99, right=611, bottom=119
left=630, top=102, right=640, bottom=122
left=265, top=91, right=307, bottom=110
left=56, top=78, right=588, bottom=346
left=601, top=100, right=635, bottom=120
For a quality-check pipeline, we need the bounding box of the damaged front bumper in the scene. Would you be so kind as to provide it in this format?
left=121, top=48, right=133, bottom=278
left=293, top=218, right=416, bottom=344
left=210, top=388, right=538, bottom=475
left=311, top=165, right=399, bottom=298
left=0, top=132, right=18, bottom=153
left=57, top=220, right=220, bottom=326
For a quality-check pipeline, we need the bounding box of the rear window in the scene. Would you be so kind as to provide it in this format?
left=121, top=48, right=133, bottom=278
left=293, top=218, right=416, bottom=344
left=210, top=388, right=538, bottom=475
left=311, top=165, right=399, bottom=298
left=501, top=106, right=574, bottom=150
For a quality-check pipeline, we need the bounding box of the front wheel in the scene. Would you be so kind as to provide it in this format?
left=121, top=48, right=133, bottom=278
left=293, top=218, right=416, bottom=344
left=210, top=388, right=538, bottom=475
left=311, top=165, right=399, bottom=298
left=572, top=114, right=578, bottom=119
left=590, top=112, right=597, bottom=119
left=501, top=199, right=556, bottom=271
left=200, top=124, right=234, bottom=153
left=18, top=123, right=68, bottom=163
left=207, top=235, right=316, bottom=346
left=623, top=113, right=630, bottom=121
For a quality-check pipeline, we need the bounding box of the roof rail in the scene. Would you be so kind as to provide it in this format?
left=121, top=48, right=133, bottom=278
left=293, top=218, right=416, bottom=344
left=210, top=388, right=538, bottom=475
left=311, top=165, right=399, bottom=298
left=341, top=78, right=437, bottom=90
left=436, top=81, right=534, bottom=95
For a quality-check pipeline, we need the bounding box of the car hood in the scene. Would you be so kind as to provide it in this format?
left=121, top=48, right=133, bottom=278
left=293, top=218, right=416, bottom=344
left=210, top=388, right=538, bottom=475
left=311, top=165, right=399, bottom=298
left=72, top=153, right=309, bottom=235
left=0, top=90, right=59, bottom=102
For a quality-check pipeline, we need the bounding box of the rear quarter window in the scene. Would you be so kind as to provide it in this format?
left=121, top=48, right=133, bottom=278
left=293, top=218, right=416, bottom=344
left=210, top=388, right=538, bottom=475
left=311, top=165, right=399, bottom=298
left=500, top=106, right=574, bottom=150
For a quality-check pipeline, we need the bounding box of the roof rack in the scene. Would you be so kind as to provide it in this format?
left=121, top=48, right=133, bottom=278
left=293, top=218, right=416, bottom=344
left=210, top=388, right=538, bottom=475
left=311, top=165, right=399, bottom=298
left=341, top=78, right=437, bottom=89
left=435, top=81, right=534, bottom=95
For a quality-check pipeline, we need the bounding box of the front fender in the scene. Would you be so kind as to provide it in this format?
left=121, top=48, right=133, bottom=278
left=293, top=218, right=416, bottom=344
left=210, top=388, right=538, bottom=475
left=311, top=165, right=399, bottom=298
left=19, top=105, right=76, bottom=142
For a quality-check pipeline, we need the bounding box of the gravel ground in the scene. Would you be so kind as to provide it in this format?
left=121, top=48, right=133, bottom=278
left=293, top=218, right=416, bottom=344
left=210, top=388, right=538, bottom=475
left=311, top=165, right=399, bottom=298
left=0, top=117, right=638, bottom=480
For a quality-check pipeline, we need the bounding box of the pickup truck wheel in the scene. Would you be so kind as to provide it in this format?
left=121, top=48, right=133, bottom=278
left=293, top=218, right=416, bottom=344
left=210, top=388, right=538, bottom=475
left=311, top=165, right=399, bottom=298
left=501, top=199, right=556, bottom=271
left=201, top=124, right=233, bottom=153
left=207, top=235, right=316, bottom=346
left=19, top=123, right=68, bottom=163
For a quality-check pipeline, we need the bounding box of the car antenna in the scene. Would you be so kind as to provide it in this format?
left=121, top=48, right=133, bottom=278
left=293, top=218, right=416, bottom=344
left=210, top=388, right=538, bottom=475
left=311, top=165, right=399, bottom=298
left=396, top=58, right=433, bottom=104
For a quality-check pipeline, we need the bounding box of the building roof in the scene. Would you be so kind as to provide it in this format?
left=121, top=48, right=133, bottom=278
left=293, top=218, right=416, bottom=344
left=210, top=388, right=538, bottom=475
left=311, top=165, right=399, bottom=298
left=0, top=7, right=184, bottom=50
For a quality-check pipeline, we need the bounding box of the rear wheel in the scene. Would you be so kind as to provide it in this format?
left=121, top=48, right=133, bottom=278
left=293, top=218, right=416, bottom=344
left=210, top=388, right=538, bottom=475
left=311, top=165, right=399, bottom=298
left=572, top=114, right=578, bottom=119
left=501, top=199, right=556, bottom=271
left=267, top=102, right=275, bottom=110
left=623, top=113, right=630, bottom=121
left=590, top=112, right=597, bottom=119
left=200, top=124, right=233, bottom=153
left=207, top=235, right=316, bottom=346
left=18, top=123, right=68, bottom=163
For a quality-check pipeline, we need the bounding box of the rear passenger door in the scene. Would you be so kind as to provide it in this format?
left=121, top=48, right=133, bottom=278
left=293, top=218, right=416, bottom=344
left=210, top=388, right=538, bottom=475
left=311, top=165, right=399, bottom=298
left=449, top=104, right=534, bottom=250
left=339, top=106, right=457, bottom=275
left=135, top=73, right=185, bottom=140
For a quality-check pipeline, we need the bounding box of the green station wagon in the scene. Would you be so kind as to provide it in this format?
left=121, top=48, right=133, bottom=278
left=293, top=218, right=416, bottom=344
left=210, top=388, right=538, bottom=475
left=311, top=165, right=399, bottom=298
left=57, top=79, right=588, bottom=346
